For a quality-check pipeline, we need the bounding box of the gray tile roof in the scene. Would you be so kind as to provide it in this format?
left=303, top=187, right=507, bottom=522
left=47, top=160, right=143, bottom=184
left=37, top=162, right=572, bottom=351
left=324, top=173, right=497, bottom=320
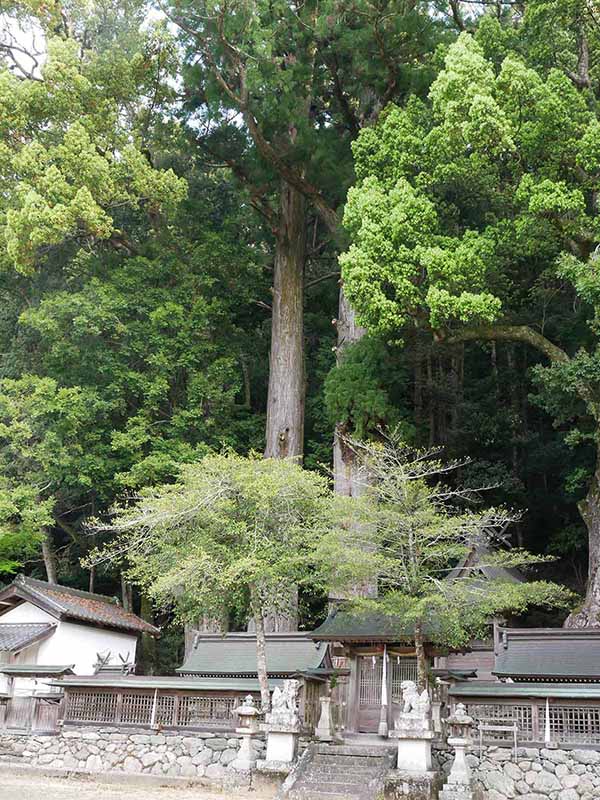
left=177, top=632, right=329, bottom=676
left=0, top=664, right=74, bottom=676
left=54, top=675, right=285, bottom=692
left=0, top=623, right=55, bottom=652
left=493, top=627, right=600, bottom=681
left=312, top=609, right=415, bottom=641
left=0, top=576, right=160, bottom=637
left=450, top=681, right=600, bottom=700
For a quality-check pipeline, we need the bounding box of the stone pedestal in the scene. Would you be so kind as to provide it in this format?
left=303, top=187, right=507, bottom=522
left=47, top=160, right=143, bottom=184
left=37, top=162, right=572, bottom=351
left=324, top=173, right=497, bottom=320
left=264, top=726, right=300, bottom=764
left=257, top=679, right=302, bottom=769
left=390, top=724, right=434, bottom=772
left=315, top=695, right=334, bottom=742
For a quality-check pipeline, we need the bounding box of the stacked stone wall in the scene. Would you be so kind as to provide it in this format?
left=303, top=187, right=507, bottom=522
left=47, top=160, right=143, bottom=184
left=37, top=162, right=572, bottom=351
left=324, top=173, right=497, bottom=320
left=0, top=726, right=265, bottom=786
left=437, top=744, right=600, bottom=800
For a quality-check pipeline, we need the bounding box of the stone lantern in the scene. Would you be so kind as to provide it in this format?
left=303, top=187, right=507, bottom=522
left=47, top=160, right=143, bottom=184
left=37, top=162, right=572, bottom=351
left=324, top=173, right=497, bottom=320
left=440, top=703, right=475, bottom=800
left=232, top=694, right=262, bottom=771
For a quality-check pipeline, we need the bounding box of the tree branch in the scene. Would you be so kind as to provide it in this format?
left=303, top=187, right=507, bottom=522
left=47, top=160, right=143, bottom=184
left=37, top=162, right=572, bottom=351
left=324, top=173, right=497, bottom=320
left=442, top=325, right=570, bottom=364
left=305, top=271, right=340, bottom=290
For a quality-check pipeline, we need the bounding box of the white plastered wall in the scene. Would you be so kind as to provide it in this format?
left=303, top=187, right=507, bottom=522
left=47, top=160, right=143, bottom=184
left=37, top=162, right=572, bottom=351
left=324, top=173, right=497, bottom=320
left=0, top=600, right=138, bottom=694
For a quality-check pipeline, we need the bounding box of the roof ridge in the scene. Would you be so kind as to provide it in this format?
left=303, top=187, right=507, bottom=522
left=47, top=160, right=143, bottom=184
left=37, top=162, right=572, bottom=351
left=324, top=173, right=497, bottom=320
left=18, top=576, right=120, bottom=606
left=0, top=621, right=54, bottom=627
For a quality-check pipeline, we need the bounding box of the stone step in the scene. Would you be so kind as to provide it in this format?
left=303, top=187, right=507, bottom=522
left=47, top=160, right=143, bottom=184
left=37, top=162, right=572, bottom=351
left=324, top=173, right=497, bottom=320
left=315, top=744, right=392, bottom=758
left=300, top=769, right=380, bottom=782
left=313, top=754, right=387, bottom=767
left=287, top=787, right=365, bottom=800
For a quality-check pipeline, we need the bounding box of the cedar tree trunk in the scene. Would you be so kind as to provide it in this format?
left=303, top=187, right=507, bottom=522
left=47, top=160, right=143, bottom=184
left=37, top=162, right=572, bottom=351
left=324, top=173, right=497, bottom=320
left=330, top=287, right=376, bottom=603
left=264, top=180, right=306, bottom=461
left=566, top=450, right=600, bottom=627
left=184, top=611, right=229, bottom=660
left=262, top=179, right=306, bottom=633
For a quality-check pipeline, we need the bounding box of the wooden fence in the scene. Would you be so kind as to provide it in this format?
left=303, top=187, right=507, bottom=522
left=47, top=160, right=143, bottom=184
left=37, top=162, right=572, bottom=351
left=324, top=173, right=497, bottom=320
left=62, top=688, right=240, bottom=731
left=458, top=698, right=600, bottom=747
left=0, top=696, right=61, bottom=734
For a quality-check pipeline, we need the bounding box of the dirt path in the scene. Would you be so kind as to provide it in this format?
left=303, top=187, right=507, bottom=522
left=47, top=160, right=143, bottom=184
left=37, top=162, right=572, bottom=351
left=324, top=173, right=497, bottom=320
left=0, top=770, right=265, bottom=800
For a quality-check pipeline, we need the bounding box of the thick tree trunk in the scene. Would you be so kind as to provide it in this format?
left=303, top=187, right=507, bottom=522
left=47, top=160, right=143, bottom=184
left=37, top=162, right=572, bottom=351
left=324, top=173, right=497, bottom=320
left=121, top=574, right=133, bottom=612
left=333, top=286, right=366, bottom=498
left=566, top=450, right=600, bottom=627
left=330, top=287, right=378, bottom=603
left=262, top=179, right=306, bottom=633
left=41, top=530, right=58, bottom=584
left=184, top=612, right=229, bottom=660
left=264, top=179, right=306, bottom=461
left=139, top=594, right=157, bottom=675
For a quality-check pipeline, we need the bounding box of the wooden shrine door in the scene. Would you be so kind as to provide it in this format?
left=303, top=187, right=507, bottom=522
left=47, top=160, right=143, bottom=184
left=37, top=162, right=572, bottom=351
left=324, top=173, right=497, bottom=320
left=357, top=655, right=383, bottom=732
left=357, top=654, right=419, bottom=733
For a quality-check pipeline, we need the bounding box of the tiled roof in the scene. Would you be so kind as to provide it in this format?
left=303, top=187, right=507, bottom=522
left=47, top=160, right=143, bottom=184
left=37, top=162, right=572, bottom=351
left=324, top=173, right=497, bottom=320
left=493, top=627, right=600, bottom=681
left=0, top=576, right=160, bottom=637
left=0, top=622, right=55, bottom=652
left=450, top=681, right=600, bottom=700
left=0, top=664, right=74, bottom=676
left=54, top=675, right=285, bottom=692
left=177, top=632, right=329, bottom=676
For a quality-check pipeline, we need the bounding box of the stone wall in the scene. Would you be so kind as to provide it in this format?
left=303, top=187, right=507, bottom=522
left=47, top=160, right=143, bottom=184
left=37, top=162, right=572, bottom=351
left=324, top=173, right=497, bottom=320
left=437, top=744, right=600, bottom=800
left=0, top=726, right=265, bottom=787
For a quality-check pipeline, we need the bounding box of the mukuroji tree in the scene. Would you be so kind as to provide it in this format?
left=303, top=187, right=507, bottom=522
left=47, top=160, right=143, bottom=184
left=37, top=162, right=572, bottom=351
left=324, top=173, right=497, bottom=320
left=340, top=28, right=600, bottom=625
left=89, top=453, right=336, bottom=709
left=318, top=433, right=574, bottom=687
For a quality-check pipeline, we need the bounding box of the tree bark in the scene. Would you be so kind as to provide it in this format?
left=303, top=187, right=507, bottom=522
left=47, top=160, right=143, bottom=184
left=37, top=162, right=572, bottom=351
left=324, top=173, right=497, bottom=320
left=333, top=286, right=367, bottom=498
left=41, top=530, right=58, bottom=584
left=251, top=585, right=271, bottom=712
left=264, top=180, right=307, bottom=462
left=333, top=286, right=367, bottom=499
left=330, top=287, right=378, bottom=603
left=184, top=611, right=229, bottom=661
left=261, top=179, right=307, bottom=633
left=414, top=620, right=428, bottom=691
left=121, top=574, right=133, bottom=612
left=139, top=594, right=157, bottom=675
left=566, top=451, right=600, bottom=627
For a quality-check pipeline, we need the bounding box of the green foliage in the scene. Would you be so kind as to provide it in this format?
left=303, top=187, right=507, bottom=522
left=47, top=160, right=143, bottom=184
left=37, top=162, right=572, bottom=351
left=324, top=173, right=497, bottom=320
left=91, top=453, right=334, bottom=624
left=324, top=336, right=414, bottom=440
left=318, top=434, right=574, bottom=656
left=341, top=33, right=597, bottom=338
left=0, top=374, right=113, bottom=572
left=0, top=18, right=186, bottom=272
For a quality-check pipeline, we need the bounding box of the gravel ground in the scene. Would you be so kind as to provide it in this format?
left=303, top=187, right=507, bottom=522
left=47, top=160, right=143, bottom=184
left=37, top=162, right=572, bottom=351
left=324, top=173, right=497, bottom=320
left=0, top=771, right=261, bottom=800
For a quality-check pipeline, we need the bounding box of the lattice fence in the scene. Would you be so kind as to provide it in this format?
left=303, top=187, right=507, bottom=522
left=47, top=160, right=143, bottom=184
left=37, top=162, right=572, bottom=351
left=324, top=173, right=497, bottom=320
left=65, top=691, right=118, bottom=724
left=62, top=688, right=240, bottom=730
left=461, top=699, right=600, bottom=747
left=542, top=704, right=600, bottom=745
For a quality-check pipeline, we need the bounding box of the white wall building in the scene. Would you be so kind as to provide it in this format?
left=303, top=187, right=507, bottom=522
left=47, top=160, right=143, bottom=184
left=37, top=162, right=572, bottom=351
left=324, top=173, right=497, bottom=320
left=0, top=576, right=160, bottom=695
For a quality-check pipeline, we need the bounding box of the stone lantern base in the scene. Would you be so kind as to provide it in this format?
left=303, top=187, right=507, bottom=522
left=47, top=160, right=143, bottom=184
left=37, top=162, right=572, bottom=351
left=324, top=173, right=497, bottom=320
left=439, top=784, right=474, bottom=800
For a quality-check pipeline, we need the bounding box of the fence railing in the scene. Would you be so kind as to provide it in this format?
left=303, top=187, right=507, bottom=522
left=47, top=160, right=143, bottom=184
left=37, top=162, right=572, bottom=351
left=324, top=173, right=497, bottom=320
left=63, top=688, right=240, bottom=731
left=460, top=699, right=600, bottom=748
